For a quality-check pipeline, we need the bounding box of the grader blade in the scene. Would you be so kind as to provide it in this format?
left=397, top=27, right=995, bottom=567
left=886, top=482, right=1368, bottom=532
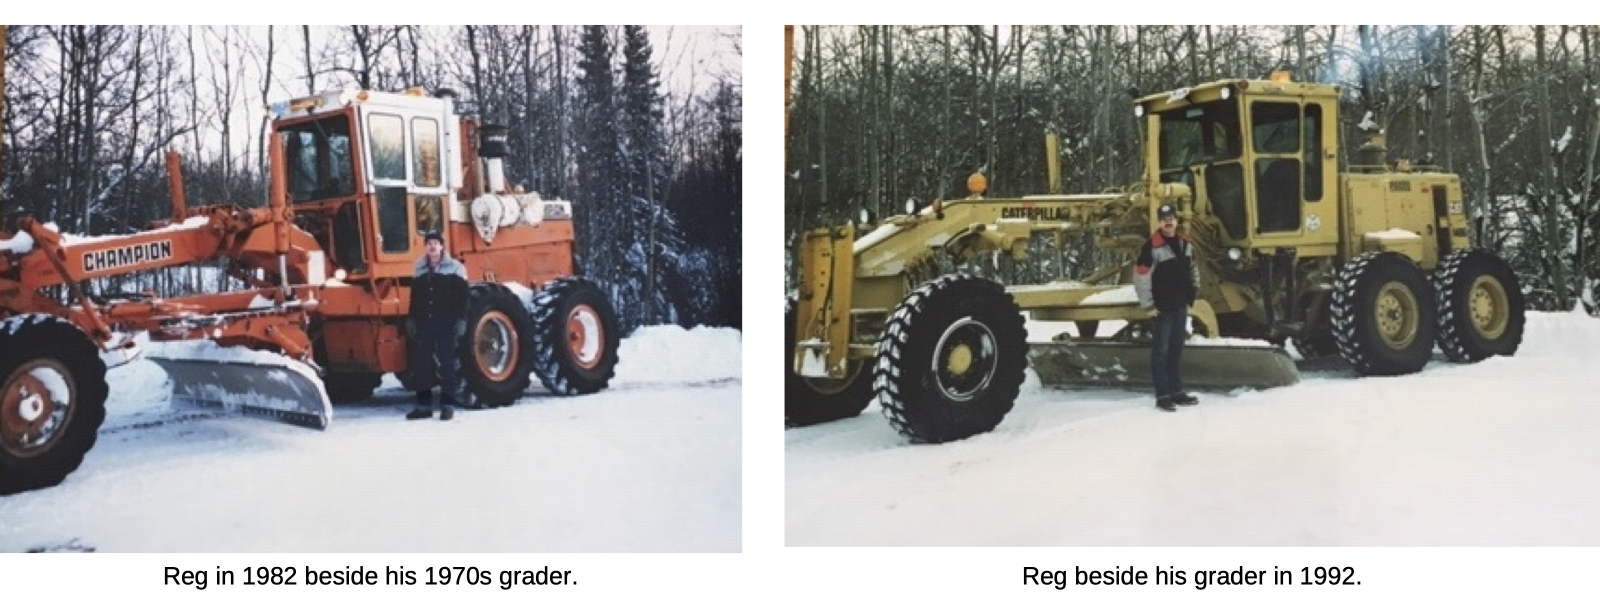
left=148, top=357, right=332, bottom=430
left=1028, top=341, right=1299, bottom=391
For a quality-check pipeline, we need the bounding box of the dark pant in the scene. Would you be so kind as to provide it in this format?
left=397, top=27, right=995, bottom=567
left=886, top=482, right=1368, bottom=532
left=411, top=317, right=460, bottom=403
left=1150, top=307, right=1188, bottom=398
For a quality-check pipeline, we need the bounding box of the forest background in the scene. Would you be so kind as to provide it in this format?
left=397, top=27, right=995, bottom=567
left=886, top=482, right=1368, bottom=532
left=786, top=25, right=1599, bottom=314
left=1, top=25, right=743, bottom=332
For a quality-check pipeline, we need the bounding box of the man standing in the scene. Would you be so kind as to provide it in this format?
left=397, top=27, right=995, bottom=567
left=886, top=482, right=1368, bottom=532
left=1134, top=204, right=1201, bottom=412
left=407, top=230, right=470, bottom=420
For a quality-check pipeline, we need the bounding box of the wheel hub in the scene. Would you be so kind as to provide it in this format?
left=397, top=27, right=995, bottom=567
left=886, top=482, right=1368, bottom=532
left=932, top=317, right=998, bottom=402
left=2, top=362, right=73, bottom=458
left=567, top=305, right=604, bottom=369
left=1468, top=276, right=1509, bottom=339
left=474, top=312, right=518, bottom=382
left=1375, top=281, right=1419, bottom=350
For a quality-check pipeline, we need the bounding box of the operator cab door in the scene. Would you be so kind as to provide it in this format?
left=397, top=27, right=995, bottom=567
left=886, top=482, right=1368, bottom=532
left=360, top=108, right=451, bottom=270
left=1246, top=99, right=1336, bottom=252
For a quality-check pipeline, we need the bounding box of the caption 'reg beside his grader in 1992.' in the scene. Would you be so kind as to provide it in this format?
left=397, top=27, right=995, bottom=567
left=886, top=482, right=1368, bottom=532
left=787, top=72, right=1524, bottom=443
left=0, top=81, right=621, bottom=495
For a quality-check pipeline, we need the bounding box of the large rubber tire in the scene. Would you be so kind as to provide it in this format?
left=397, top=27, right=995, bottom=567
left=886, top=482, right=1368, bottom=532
left=1434, top=249, right=1526, bottom=362
left=309, top=322, right=383, bottom=404
left=1291, top=297, right=1338, bottom=358
left=0, top=315, right=109, bottom=495
left=875, top=275, right=1028, bottom=443
left=324, top=372, right=382, bottom=403
left=784, top=300, right=873, bottom=427
left=529, top=277, right=620, bottom=396
left=1331, top=252, right=1438, bottom=376
left=458, top=284, right=537, bottom=407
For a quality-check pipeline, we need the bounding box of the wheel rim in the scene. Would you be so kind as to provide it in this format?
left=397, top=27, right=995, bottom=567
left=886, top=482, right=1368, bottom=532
left=1374, top=280, right=1420, bottom=350
left=931, top=317, right=998, bottom=402
left=1468, top=275, right=1510, bottom=340
left=474, top=312, right=519, bottom=383
left=567, top=305, right=605, bottom=369
left=1, top=360, right=75, bottom=458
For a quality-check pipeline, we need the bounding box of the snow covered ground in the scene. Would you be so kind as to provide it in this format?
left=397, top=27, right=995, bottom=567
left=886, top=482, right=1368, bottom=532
left=787, top=311, right=1600, bottom=547
left=0, top=325, right=741, bottom=553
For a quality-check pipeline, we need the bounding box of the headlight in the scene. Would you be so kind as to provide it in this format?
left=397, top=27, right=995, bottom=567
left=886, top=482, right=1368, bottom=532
left=1220, top=87, right=1232, bottom=100
left=1133, top=105, right=1145, bottom=118
left=905, top=198, right=918, bottom=214
left=859, top=208, right=873, bottom=225
left=1227, top=247, right=1243, bottom=261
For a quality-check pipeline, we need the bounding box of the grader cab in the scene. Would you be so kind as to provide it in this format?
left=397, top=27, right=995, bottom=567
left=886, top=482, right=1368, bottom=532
left=787, top=72, right=1524, bottom=443
left=0, top=87, right=620, bottom=494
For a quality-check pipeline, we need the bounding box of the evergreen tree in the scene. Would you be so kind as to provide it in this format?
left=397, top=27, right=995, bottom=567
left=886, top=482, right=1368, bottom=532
left=619, top=25, right=682, bottom=326
left=574, top=25, right=628, bottom=326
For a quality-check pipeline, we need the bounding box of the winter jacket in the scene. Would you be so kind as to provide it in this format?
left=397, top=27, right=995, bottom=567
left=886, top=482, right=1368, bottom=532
left=409, top=253, right=470, bottom=322
left=1134, top=230, right=1200, bottom=312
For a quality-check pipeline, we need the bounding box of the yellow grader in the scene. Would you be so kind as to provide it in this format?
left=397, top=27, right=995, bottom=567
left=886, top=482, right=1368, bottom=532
left=788, top=73, right=1524, bottom=442
left=1, top=75, right=620, bottom=492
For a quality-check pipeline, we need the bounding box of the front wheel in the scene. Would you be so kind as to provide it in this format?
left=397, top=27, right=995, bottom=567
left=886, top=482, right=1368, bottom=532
left=0, top=316, right=109, bottom=495
left=1434, top=249, right=1525, bottom=362
left=529, top=277, right=621, bottom=396
left=875, top=275, right=1028, bottom=443
left=784, top=300, right=873, bottom=426
left=1331, top=252, right=1438, bottom=376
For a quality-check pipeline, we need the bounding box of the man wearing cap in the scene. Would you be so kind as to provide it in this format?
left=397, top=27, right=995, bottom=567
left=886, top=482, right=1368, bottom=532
left=1134, top=204, right=1201, bottom=412
left=406, top=230, right=470, bottom=420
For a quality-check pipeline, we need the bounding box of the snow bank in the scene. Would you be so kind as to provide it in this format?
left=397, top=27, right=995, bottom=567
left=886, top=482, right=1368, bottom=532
left=617, top=325, right=742, bottom=383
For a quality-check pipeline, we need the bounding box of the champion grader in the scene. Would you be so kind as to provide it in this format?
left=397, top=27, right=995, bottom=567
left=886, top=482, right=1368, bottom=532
left=787, top=72, right=1524, bottom=443
left=0, top=86, right=621, bottom=494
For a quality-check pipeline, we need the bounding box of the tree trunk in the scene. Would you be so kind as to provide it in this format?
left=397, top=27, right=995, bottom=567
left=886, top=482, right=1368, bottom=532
left=302, top=26, right=316, bottom=93
left=1535, top=25, right=1571, bottom=307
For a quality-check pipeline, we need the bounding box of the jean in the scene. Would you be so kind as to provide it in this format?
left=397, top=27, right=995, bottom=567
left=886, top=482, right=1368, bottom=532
left=411, top=317, right=461, bottom=403
left=1150, top=307, right=1188, bottom=398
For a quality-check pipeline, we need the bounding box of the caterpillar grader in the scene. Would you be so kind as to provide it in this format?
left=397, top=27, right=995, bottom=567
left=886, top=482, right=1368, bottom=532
left=0, top=82, right=621, bottom=494
left=787, top=72, right=1525, bottom=443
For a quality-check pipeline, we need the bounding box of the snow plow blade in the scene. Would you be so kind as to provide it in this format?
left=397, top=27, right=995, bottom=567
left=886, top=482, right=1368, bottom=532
left=1028, top=340, right=1299, bottom=390
left=148, top=357, right=333, bottom=430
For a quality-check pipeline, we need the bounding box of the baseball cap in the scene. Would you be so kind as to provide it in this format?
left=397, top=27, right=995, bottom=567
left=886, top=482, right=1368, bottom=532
left=424, top=230, right=444, bottom=244
left=1157, top=204, right=1178, bottom=219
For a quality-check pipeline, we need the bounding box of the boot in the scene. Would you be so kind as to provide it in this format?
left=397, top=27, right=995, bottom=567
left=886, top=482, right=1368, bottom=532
left=1155, top=396, right=1177, bottom=412
left=1172, top=392, right=1199, bottom=406
left=440, top=407, right=455, bottom=421
left=406, top=408, right=432, bottom=420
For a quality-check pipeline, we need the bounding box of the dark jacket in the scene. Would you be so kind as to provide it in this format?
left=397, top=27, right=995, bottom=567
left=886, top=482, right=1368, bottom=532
left=1134, top=230, right=1200, bottom=312
left=409, top=253, right=470, bottom=322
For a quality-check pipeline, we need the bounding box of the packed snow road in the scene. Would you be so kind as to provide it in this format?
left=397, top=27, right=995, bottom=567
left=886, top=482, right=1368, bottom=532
left=0, top=326, right=741, bottom=553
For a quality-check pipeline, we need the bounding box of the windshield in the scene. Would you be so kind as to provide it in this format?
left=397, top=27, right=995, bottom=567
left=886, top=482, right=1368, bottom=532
left=1157, top=99, right=1242, bottom=170
left=280, top=115, right=356, bottom=203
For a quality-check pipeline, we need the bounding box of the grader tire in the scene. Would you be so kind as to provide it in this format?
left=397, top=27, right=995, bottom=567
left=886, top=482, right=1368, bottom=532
left=1434, top=249, right=1525, bottom=363
left=875, top=275, right=1028, bottom=443
left=324, top=372, right=383, bottom=404
left=459, top=284, right=537, bottom=407
left=530, top=277, right=620, bottom=396
left=1291, top=298, right=1338, bottom=359
left=0, top=315, right=109, bottom=495
left=784, top=301, right=873, bottom=427
left=1331, top=252, right=1438, bottom=376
